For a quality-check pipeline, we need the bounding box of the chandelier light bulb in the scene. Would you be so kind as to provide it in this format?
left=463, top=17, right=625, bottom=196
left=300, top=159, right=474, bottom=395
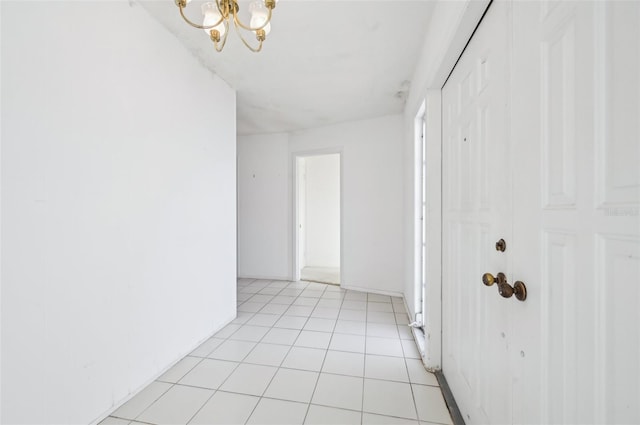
left=249, top=1, right=271, bottom=35
left=175, top=0, right=276, bottom=52
left=201, top=2, right=226, bottom=37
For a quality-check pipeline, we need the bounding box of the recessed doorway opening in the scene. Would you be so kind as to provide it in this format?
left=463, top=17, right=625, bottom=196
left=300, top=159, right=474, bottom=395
left=294, top=152, right=341, bottom=285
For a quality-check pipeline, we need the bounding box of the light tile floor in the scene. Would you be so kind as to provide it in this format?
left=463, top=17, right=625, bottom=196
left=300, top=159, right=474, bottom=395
left=103, top=279, right=453, bottom=425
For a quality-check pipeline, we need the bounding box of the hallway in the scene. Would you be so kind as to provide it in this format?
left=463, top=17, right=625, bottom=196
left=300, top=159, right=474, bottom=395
left=103, top=279, right=452, bottom=424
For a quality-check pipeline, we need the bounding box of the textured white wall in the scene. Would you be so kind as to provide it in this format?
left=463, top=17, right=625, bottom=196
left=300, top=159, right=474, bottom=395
left=238, top=115, right=404, bottom=295
left=1, top=2, right=237, bottom=423
left=303, top=154, right=340, bottom=268
left=237, top=133, right=291, bottom=279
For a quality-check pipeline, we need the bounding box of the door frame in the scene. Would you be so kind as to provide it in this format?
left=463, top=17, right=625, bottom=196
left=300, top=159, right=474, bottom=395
left=410, top=0, right=491, bottom=371
left=291, top=148, right=343, bottom=283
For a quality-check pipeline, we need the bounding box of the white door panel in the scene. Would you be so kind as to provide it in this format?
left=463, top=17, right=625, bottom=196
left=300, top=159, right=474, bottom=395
left=442, top=2, right=511, bottom=423
left=512, top=1, right=640, bottom=424
left=442, top=1, right=640, bottom=424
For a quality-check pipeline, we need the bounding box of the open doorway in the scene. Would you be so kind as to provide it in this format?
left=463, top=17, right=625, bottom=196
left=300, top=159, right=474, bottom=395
left=294, top=153, right=341, bottom=285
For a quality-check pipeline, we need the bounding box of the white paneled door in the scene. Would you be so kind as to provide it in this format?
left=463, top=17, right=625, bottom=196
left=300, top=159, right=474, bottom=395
left=442, top=1, right=640, bottom=424
left=442, top=1, right=512, bottom=424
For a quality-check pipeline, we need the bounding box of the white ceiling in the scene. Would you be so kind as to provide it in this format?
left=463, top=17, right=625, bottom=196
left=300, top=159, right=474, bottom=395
left=140, top=0, right=434, bottom=135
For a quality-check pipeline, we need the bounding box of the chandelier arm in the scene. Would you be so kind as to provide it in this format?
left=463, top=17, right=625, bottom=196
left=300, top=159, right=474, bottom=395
left=213, top=20, right=231, bottom=52
left=232, top=6, right=272, bottom=32
left=232, top=17, right=263, bottom=53
left=178, top=3, right=225, bottom=30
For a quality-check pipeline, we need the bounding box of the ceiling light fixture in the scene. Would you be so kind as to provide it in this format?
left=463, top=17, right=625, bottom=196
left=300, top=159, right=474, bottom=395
left=175, top=0, right=277, bottom=52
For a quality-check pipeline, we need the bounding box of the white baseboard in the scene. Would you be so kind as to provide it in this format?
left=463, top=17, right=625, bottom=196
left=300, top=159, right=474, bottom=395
left=238, top=274, right=291, bottom=282
left=339, top=283, right=403, bottom=298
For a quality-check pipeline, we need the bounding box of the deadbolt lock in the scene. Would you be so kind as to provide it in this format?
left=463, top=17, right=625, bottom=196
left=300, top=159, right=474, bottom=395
left=495, top=239, right=506, bottom=252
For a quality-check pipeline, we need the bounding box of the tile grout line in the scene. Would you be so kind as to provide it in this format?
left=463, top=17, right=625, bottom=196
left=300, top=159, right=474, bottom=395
left=240, top=279, right=319, bottom=425
left=360, top=291, right=369, bottom=425
left=181, top=279, right=259, bottom=425
left=115, top=279, right=441, bottom=425
left=215, top=278, right=296, bottom=425
left=298, top=283, right=331, bottom=424
left=239, top=278, right=299, bottom=425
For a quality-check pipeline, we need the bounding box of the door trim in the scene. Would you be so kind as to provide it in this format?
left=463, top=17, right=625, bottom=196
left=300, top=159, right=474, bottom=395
left=291, top=148, right=343, bottom=283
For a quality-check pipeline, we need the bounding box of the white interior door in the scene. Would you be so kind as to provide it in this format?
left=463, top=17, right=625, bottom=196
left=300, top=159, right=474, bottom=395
left=511, top=1, right=640, bottom=423
left=442, top=2, right=512, bottom=423
left=442, top=1, right=640, bottom=424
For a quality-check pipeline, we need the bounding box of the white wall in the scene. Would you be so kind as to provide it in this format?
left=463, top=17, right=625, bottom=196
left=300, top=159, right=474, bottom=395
left=1, top=2, right=237, bottom=424
left=297, top=158, right=307, bottom=270
left=303, top=154, right=340, bottom=268
left=238, top=114, right=404, bottom=295
left=237, top=133, right=291, bottom=280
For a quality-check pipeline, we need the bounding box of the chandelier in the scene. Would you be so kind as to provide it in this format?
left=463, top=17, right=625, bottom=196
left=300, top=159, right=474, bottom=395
left=175, top=0, right=277, bottom=52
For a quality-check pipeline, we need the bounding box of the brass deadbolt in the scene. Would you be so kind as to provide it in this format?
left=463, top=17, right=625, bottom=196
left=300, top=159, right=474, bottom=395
left=496, top=238, right=506, bottom=252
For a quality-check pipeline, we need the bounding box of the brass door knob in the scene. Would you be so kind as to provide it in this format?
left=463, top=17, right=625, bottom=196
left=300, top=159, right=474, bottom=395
left=498, top=282, right=514, bottom=298
left=513, top=281, right=527, bottom=301
left=482, top=272, right=506, bottom=286
left=481, top=273, right=527, bottom=302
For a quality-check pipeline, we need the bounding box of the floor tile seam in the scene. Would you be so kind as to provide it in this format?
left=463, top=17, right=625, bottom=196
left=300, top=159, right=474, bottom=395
left=314, top=369, right=425, bottom=386
left=231, top=326, right=296, bottom=365
left=122, top=418, right=154, bottom=425
left=325, top=294, right=343, bottom=335
left=183, top=386, right=218, bottom=425
left=303, top=341, right=331, bottom=424
left=361, top=297, right=369, bottom=417
left=128, top=381, right=177, bottom=423
left=232, top=320, right=282, bottom=331
left=324, top=342, right=366, bottom=354
left=226, top=335, right=268, bottom=344
left=243, top=356, right=304, bottom=420
left=156, top=355, right=205, bottom=384
left=240, top=336, right=298, bottom=369
left=259, top=394, right=311, bottom=406
left=181, top=357, right=241, bottom=371
left=405, top=373, right=425, bottom=424
left=265, top=281, right=324, bottom=370
left=249, top=336, right=302, bottom=347
left=307, top=402, right=364, bottom=415
left=410, top=380, right=443, bottom=389
left=240, top=394, right=262, bottom=425
left=361, top=405, right=420, bottom=422
left=171, top=362, right=242, bottom=392
left=399, top=338, right=420, bottom=359
left=278, top=363, right=324, bottom=373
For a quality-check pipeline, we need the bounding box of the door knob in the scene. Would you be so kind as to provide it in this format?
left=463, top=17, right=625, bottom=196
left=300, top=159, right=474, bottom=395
left=497, top=282, right=514, bottom=298
left=511, top=281, right=527, bottom=301
left=481, top=273, right=527, bottom=302
left=482, top=272, right=506, bottom=286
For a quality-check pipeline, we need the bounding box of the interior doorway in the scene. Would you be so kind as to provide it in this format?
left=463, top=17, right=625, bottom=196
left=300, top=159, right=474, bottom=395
left=295, top=153, right=341, bottom=285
